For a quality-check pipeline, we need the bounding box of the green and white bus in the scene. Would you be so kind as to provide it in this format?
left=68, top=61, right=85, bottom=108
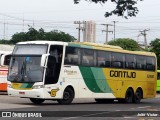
left=7, top=41, right=157, bottom=104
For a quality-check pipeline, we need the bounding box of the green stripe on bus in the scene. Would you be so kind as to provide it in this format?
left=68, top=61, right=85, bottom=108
left=26, top=83, right=34, bottom=88
left=91, top=68, right=112, bottom=93
left=80, top=45, right=92, bottom=49
left=68, top=43, right=81, bottom=47
left=20, top=83, right=28, bottom=88
left=20, top=83, right=33, bottom=88
left=68, top=43, right=93, bottom=49
left=79, top=67, right=103, bottom=93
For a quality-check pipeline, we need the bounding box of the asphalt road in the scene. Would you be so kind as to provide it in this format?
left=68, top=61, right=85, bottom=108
left=1, top=94, right=160, bottom=120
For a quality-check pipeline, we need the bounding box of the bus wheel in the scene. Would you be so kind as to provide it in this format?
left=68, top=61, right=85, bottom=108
left=133, top=89, right=142, bottom=103
left=125, top=88, right=133, bottom=103
left=57, top=87, right=74, bottom=105
left=30, top=98, right=45, bottom=104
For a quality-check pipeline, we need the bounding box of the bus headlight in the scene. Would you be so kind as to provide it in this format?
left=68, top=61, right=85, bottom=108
left=32, top=85, right=44, bottom=89
left=8, top=84, right=12, bottom=88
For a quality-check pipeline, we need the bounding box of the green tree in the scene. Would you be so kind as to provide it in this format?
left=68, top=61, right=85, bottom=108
left=150, top=38, right=160, bottom=69
left=10, top=28, right=75, bottom=44
left=108, top=38, right=140, bottom=51
left=45, top=31, right=75, bottom=42
left=11, top=32, right=28, bottom=43
left=26, top=27, right=39, bottom=40
left=74, top=0, right=143, bottom=18
left=0, top=39, right=11, bottom=44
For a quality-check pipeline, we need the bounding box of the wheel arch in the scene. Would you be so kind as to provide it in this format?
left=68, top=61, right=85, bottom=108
left=64, top=85, right=75, bottom=98
left=121, top=86, right=134, bottom=98
left=127, top=87, right=134, bottom=94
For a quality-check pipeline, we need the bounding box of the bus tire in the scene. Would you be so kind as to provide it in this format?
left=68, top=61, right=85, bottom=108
left=57, top=87, right=74, bottom=105
left=133, top=89, right=142, bottom=103
left=30, top=98, right=45, bottom=104
left=124, top=88, right=134, bottom=103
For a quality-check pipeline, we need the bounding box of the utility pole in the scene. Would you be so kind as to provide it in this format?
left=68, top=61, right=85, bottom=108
left=33, top=20, right=35, bottom=28
left=101, top=24, right=113, bottom=43
left=22, top=14, right=24, bottom=32
left=6, top=22, right=8, bottom=40
left=82, top=21, right=86, bottom=42
left=112, top=21, right=118, bottom=40
left=3, top=21, right=6, bottom=40
left=74, top=21, right=85, bottom=42
left=139, top=29, right=150, bottom=50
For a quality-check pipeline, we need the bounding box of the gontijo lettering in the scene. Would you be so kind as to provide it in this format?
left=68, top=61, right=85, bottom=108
left=110, top=70, right=136, bottom=78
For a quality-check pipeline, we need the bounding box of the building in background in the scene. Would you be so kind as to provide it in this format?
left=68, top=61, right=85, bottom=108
left=83, top=21, right=96, bottom=43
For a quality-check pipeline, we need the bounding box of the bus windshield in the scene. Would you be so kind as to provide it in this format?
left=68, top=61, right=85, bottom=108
left=8, top=56, right=44, bottom=83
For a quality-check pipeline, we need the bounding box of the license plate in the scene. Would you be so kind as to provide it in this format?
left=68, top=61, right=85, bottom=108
left=19, top=92, right=25, bottom=95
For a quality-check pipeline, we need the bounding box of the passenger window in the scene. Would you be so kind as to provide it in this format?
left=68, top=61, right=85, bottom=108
left=82, top=49, right=94, bottom=66
left=146, top=56, right=155, bottom=71
left=64, top=47, right=80, bottom=65
left=97, top=51, right=111, bottom=67
left=111, top=52, right=124, bottom=68
left=125, top=54, right=136, bottom=69
left=136, top=55, right=146, bottom=70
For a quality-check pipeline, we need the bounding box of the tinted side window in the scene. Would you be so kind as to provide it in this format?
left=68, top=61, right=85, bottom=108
left=146, top=56, right=155, bottom=71
left=82, top=49, right=94, bottom=66
left=111, top=52, right=124, bottom=68
left=64, top=47, right=80, bottom=65
left=125, top=54, right=136, bottom=69
left=49, top=45, right=63, bottom=64
left=97, top=51, right=111, bottom=67
left=136, top=55, right=146, bottom=70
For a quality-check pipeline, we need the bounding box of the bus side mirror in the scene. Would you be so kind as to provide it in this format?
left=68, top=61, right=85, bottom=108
left=40, top=54, right=49, bottom=67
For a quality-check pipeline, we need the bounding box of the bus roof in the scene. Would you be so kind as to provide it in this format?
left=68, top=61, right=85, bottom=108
left=71, top=42, right=123, bottom=49
left=16, top=41, right=156, bottom=57
left=70, top=42, right=156, bottom=57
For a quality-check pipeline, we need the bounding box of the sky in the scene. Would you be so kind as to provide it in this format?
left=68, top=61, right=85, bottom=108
left=0, top=0, right=159, bottom=45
